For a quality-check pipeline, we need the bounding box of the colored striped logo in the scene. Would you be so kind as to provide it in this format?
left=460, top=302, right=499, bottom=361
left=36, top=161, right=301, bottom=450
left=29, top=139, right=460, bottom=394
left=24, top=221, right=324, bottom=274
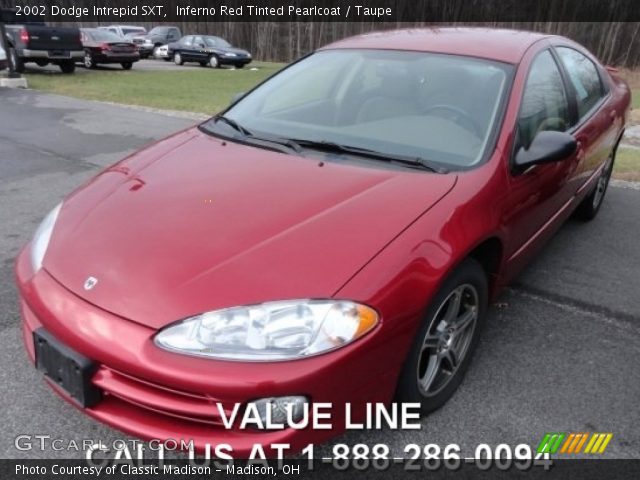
left=537, top=432, right=613, bottom=455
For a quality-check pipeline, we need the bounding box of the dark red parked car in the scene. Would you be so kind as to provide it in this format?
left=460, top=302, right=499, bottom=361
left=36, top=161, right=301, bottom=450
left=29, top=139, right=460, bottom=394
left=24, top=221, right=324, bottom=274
left=80, top=28, right=139, bottom=70
left=16, top=28, right=630, bottom=455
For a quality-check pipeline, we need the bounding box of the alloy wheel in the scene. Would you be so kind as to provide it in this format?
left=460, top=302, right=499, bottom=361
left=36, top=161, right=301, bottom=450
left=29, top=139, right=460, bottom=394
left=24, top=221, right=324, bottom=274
left=417, top=284, right=479, bottom=397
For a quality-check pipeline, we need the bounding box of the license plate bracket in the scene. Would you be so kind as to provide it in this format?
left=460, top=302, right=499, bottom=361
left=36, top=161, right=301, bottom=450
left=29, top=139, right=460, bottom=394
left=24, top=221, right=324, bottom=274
left=33, top=328, right=101, bottom=408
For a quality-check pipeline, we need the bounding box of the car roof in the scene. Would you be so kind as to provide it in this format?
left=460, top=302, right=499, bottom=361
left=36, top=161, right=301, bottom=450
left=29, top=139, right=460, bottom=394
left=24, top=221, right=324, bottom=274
left=321, top=27, right=552, bottom=64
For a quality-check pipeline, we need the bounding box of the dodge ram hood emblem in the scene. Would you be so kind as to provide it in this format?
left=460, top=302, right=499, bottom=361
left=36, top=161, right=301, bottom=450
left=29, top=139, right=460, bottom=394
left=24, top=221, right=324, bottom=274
left=84, top=277, right=98, bottom=290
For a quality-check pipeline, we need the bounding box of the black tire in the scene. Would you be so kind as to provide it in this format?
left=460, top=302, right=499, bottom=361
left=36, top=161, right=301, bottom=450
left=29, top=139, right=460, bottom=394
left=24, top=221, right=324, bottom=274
left=235, top=63, right=245, bottom=69
left=174, top=52, right=184, bottom=65
left=199, top=61, right=207, bottom=67
left=9, top=48, right=25, bottom=73
left=59, top=61, right=75, bottom=74
left=83, top=51, right=96, bottom=69
left=574, top=146, right=617, bottom=221
left=121, top=62, right=133, bottom=70
left=395, top=258, right=488, bottom=414
left=163, top=57, right=171, bottom=62
left=35, top=59, right=49, bottom=67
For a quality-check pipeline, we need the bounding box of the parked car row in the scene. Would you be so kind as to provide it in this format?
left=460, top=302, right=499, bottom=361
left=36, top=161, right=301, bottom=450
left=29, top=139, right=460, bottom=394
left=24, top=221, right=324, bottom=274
left=93, top=25, right=252, bottom=69
left=2, top=13, right=252, bottom=74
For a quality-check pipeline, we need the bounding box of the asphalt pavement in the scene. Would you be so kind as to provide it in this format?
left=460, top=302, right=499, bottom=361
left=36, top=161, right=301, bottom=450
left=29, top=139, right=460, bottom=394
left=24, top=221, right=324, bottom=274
left=0, top=88, right=639, bottom=460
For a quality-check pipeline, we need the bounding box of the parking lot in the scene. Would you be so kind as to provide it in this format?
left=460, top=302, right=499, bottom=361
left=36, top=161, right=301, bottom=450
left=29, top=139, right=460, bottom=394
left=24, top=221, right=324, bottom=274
left=18, top=57, right=236, bottom=74
left=0, top=87, right=639, bottom=459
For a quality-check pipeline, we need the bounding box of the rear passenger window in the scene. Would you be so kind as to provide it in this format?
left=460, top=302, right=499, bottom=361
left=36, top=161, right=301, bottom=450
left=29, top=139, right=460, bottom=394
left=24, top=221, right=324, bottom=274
left=556, top=47, right=604, bottom=118
left=518, top=50, right=571, bottom=149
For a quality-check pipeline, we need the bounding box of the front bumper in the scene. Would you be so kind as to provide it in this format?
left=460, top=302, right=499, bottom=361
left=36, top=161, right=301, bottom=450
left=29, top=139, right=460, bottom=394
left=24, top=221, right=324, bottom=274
left=15, top=247, right=398, bottom=456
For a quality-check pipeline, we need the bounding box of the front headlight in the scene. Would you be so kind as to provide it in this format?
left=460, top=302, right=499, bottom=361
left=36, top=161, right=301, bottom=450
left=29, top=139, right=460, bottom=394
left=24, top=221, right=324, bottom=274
left=154, top=300, right=378, bottom=361
left=225, top=52, right=237, bottom=57
left=30, top=203, right=62, bottom=272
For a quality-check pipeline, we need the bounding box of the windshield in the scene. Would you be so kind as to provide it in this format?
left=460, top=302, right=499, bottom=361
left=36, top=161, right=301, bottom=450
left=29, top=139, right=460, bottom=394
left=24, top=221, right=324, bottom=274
left=208, top=49, right=512, bottom=168
left=204, top=37, right=231, bottom=48
left=149, top=27, right=169, bottom=35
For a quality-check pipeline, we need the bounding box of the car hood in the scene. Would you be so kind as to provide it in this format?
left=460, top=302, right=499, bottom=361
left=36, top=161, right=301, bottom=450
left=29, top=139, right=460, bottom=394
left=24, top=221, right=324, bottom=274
left=44, top=128, right=456, bottom=329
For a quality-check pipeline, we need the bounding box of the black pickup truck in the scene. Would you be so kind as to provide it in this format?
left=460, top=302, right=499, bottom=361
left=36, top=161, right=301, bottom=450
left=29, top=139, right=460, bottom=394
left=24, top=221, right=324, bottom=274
left=2, top=10, right=83, bottom=73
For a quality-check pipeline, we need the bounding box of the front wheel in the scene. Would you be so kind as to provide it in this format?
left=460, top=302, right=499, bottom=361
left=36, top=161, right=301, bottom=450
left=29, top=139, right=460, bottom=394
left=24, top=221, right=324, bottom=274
left=174, top=52, right=183, bottom=65
left=208, top=54, right=219, bottom=68
left=395, top=258, right=488, bottom=414
left=574, top=151, right=615, bottom=221
left=121, top=62, right=133, bottom=70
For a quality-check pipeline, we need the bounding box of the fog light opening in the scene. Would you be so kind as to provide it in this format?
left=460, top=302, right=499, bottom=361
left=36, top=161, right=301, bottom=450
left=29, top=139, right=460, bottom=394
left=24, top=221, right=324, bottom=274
left=249, top=395, right=309, bottom=430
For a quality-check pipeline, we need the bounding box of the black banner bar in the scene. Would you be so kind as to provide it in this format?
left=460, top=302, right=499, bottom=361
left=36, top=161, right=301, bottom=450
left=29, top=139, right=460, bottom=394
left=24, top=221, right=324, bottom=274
left=1, top=0, right=640, bottom=23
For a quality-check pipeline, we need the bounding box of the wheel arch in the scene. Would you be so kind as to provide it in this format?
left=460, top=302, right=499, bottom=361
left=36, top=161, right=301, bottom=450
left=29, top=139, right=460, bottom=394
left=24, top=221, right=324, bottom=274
left=465, top=236, right=504, bottom=299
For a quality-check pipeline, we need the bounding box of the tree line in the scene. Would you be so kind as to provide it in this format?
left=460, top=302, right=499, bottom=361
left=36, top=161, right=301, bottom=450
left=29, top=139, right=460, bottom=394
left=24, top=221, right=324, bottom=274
left=70, top=21, right=640, bottom=67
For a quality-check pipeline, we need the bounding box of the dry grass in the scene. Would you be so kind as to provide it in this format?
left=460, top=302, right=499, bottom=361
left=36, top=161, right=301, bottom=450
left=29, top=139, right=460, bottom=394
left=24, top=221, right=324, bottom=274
left=614, top=69, right=640, bottom=124
left=613, top=147, right=640, bottom=182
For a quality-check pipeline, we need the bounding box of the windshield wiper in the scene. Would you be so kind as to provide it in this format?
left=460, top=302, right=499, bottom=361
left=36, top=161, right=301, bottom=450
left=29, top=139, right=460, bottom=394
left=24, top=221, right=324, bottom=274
left=214, top=115, right=253, bottom=136
left=212, top=116, right=304, bottom=155
left=286, top=139, right=448, bottom=173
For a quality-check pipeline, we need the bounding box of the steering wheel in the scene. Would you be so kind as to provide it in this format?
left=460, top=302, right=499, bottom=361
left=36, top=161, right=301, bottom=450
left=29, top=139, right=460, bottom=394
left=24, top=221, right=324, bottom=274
left=422, top=104, right=482, bottom=137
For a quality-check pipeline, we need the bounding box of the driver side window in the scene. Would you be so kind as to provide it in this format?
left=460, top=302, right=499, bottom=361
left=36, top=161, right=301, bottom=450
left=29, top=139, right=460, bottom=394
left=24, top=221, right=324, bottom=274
left=518, top=50, right=571, bottom=149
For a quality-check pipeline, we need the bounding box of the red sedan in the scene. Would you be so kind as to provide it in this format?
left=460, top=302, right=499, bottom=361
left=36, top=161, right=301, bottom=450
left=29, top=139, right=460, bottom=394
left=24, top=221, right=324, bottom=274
left=16, top=28, right=629, bottom=455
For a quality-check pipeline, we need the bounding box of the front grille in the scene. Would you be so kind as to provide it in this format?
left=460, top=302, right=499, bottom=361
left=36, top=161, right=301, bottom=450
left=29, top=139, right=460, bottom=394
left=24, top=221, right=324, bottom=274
left=92, top=367, right=230, bottom=426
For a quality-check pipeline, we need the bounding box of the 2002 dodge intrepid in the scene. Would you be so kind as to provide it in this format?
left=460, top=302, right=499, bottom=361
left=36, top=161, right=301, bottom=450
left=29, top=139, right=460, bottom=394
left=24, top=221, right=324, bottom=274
left=16, top=28, right=630, bottom=455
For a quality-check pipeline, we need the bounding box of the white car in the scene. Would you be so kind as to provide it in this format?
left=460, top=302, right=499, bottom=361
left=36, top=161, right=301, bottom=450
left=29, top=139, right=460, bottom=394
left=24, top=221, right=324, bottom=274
left=154, top=44, right=169, bottom=60
left=0, top=45, right=7, bottom=71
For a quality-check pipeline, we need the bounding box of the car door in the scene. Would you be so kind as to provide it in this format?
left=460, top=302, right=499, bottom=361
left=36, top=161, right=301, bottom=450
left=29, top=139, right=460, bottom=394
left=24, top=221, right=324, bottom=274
left=192, top=36, right=208, bottom=62
left=178, top=36, right=193, bottom=59
left=503, top=48, right=581, bottom=270
left=553, top=45, right=618, bottom=191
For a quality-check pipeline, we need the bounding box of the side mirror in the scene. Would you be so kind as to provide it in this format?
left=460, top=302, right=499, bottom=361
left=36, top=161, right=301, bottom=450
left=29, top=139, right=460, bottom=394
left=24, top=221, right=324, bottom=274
left=514, top=131, right=577, bottom=171
left=230, top=92, right=246, bottom=105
